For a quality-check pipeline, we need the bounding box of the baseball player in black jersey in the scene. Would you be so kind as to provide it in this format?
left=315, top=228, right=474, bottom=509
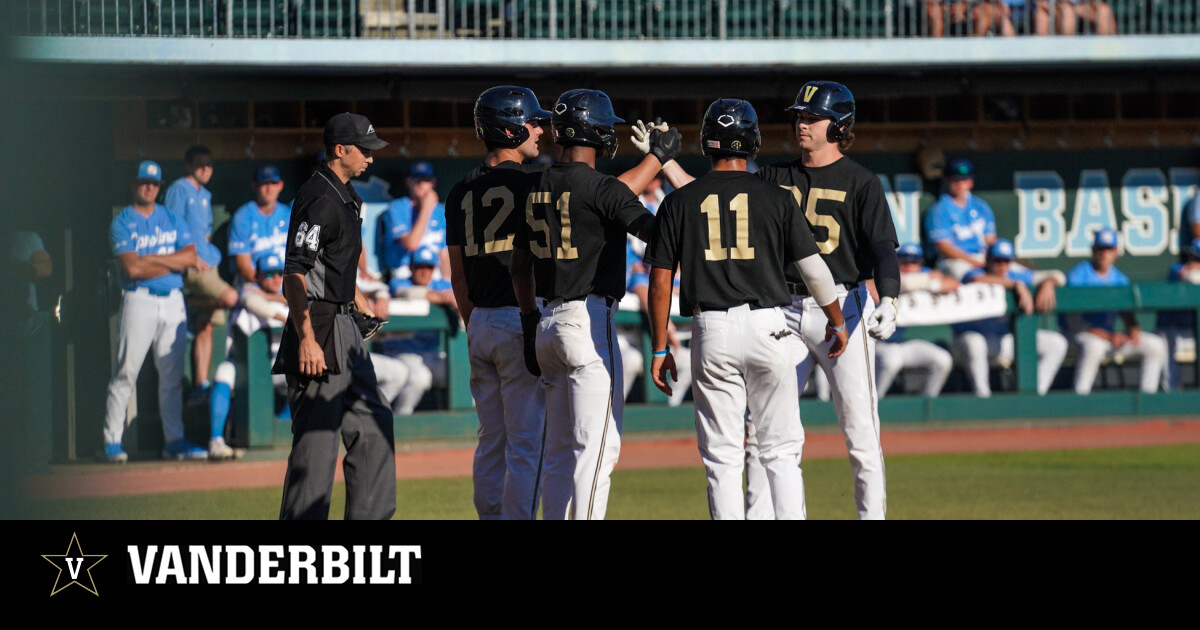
left=646, top=99, right=848, bottom=520
left=273, top=113, right=396, bottom=520
left=445, top=86, right=551, bottom=520
left=510, top=89, right=669, bottom=520
left=663, top=82, right=900, bottom=520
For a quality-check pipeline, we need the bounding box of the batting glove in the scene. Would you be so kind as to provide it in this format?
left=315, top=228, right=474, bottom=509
left=520, top=310, right=542, bottom=377
left=650, top=126, right=682, bottom=167
left=867, top=296, right=898, bottom=341
left=630, top=119, right=669, bottom=156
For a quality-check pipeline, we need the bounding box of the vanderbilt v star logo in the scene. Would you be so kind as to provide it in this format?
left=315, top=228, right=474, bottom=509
left=42, top=533, right=107, bottom=596
left=804, top=85, right=819, bottom=102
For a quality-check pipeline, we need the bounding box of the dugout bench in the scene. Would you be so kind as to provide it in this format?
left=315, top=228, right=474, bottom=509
left=227, top=283, right=1200, bottom=448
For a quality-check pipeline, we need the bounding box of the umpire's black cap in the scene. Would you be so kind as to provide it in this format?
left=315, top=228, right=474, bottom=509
left=324, top=113, right=389, bottom=150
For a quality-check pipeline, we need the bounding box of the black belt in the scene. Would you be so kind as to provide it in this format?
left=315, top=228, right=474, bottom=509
left=788, top=281, right=859, bottom=297
left=561, top=294, right=616, bottom=307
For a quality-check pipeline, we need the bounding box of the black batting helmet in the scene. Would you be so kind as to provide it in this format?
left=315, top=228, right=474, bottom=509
left=787, top=81, right=856, bottom=142
left=474, top=86, right=552, bottom=148
left=700, top=99, right=761, bottom=159
left=551, top=89, right=624, bottom=159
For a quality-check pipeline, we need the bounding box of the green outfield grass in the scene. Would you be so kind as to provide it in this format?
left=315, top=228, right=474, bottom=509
left=24, top=445, right=1200, bottom=520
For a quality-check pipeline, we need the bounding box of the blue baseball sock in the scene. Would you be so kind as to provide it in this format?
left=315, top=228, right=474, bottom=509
left=210, top=382, right=232, bottom=439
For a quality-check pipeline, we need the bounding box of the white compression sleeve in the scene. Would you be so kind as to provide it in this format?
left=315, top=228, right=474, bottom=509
left=793, top=254, right=839, bottom=307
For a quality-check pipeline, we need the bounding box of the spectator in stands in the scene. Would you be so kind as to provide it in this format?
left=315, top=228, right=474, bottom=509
left=1007, top=0, right=1075, bottom=34
left=1157, top=238, right=1200, bottom=390
left=376, top=161, right=448, bottom=295
left=926, top=158, right=997, bottom=280
left=925, top=0, right=970, bottom=37
left=971, top=0, right=1016, bottom=36
left=953, top=239, right=1069, bottom=397
left=873, top=244, right=956, bottom=399
left=379, top=246, right=451, bottom=415
left=227, top=165, right=290, bottom=285
left=165, top=145, right=239, bottom=401
left=1070, top=0, right=1117, bottom=35
left=1067, top=228, right=1167, bottom=394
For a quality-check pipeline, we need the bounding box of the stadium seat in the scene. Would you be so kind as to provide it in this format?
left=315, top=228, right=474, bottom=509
left=219, top=0, right=289, bottom=37
left=725, top=0, right=776, bottom=38
left=292, top=0, right=359, bottom=37
left=839, top=0, right=891, bottom=38
left=157, top=0, right=218, bottom=37
left=777, top=0, right=837, bottom=38
left=651, top=1, right=716, bottom=39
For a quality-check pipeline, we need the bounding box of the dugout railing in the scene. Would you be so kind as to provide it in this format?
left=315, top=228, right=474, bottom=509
left=228, top=281, right=1200, bottom=448
left=11, top=0, right=1198, bottom=38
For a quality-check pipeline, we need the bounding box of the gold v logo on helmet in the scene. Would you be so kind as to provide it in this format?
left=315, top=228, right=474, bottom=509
left=804, top=85, right=819, bottom=102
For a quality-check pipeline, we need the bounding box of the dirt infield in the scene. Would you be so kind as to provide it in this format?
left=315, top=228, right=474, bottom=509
left=25, top=418, right=1200, bottom=500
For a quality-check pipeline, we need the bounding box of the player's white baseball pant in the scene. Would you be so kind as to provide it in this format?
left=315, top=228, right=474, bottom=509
left=368, top=353, right=412, bottom=414
left=1072, top=330, right=1167, bottom=394
left=388, top=353, right=433, bottom=415
left=104, top=289, right=188, bottom=447
left=617, top=326, right=692, bottom=405
left=467, top=307, right=547, bottom=521
left=747, top=285, right=886, bottom=520
left=693, top=305, right=806, bottom=520
left=953, top=330, right=1068, bottom=396
left=537, top=295, right=623, bottom=520
left=875, top=339, right=953, bottom=398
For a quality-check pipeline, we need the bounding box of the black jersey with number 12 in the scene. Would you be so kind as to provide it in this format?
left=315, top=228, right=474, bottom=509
left=514, top=162, right=653, bottom=301
left=757, top=156, right=898, bottom=286
left=644, top=170, right=821, bottom=315
left=444, top=161, right=545, bottom=308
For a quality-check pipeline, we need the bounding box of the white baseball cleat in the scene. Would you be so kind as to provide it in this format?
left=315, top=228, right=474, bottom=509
left=207, top=437, right=242, bottom=461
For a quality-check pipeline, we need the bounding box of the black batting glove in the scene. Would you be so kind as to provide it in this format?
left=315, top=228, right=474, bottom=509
left=650, top=127, right=682, bottom=165
left=520, top=310, right=542, bottom=377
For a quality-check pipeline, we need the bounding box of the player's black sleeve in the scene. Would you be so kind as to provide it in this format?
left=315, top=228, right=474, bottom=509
left=284, top=198, right=341, bottom=276
left=599, top=177, right=654, bottom=236
left=783, top=193, right=821, bottom=264
left=643, top=197, right=679, bottom=271
left=856, top=174, right=899, bottom=248
left=872, top=240, right=901, bottom=299
left=444, top=183, right=466, bottom=247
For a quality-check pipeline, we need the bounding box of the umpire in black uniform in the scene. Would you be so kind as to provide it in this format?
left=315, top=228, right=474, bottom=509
left=274, top=113, right=396, bottom=520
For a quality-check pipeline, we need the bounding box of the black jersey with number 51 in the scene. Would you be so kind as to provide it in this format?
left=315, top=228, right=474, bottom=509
left=514, top=162, right=653, bottom=302
left=444, top=161, right=545, bottom=308
left=644, top=170, right=821, bottom=316
left=757, top=156, right=898, bottom=286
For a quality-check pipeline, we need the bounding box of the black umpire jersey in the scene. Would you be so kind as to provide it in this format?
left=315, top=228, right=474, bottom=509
left=515, top=162, right=653, bottom=301
left=757, top=156, right=898, bottom=286
left=444, top=161, right=545, bottom=308
left=644, top=170, right=821, bottom=315
left=275, top=163, right=365, bottom=376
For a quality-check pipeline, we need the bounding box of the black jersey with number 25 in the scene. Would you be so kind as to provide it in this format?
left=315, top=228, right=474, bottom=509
left=757, top=156, right=898, bottom=286
left=514, top=162, right=652, bottom=301
left=444, top=161, right=545, bottom=308
left=644, top=170, right=821, bottom=316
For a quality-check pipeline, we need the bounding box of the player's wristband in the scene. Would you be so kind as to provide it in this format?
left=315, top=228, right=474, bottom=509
left=652, top=349, right=669, bottom=357
left=827, top=322, right=846, bottom=332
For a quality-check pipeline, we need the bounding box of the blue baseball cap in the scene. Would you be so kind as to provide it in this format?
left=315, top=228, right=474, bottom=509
left=256, top=254, right=285, bottom=274
left=946, top=158, right=974, bottom=179
left=254, top=164, right=282, bottom=184
left=1093, top=228, right=1119, bottom=250
left=897, top=243, right=923, bottom=260
left=989, top=238, right=1015, bottom=260
left=409, top=161, right=435, bottom=180
left=410, top=246, right=439, bottom=268
left=1185, top=238, right=1200, bottom=259
left=136, top=160, right=163, bottom=182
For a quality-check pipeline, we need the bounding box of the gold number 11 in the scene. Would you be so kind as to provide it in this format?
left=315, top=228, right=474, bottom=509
left=700, top=193, right=755, bottom=261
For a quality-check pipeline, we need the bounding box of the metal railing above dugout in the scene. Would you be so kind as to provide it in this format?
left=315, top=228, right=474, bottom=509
left=11, top=0, right=1199, bottom=39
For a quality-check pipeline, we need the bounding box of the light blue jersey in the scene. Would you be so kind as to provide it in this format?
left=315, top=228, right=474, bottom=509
left=1067, top=260, right=1130, bottom=331
left=925, top=193, right=996, bottom=256
left=381, top=277, right=451, bottom=354
left=111, top=204, right=194, bottom=292
left=228, top=200, right=292, bottom=267
left=376, top=196, right=447, bottom=273
left=953, top=267, right=1036, bottom=336
left=164, top=177, right=221, bottom=266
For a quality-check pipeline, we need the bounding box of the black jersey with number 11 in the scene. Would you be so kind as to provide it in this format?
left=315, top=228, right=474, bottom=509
left=644, top=170, right=821, bottom=315
left=444, top=161, right=545, bottom=308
